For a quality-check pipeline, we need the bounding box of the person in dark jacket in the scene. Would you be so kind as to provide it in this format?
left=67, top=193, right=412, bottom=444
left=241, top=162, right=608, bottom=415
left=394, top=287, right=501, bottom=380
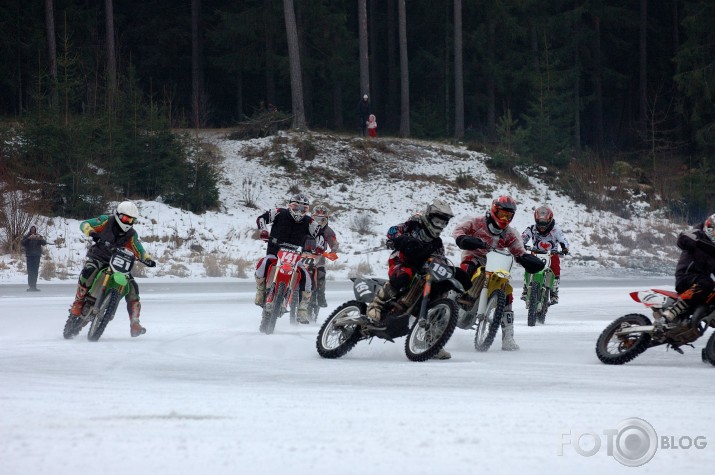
left=21, top=225, right=47, bottom=291
left=255, top=193, right=319, bottom=323
left=357, top=94, right=371, bottom=137
left=69, top=201, right=156, bottom=337
left=661, top=214, right=715, bottom=323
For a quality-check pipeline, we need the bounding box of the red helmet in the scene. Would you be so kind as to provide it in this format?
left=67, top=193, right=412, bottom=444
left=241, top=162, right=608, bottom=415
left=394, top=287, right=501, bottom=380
left=704, top=214, right=715, bottom=242
left=534, top=205, right=555, bottom=233
left=488, top=195, right=517, bottom=232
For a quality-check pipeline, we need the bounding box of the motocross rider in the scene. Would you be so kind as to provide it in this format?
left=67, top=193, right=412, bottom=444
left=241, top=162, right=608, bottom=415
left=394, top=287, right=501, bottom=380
left=660, top=213, right=715, bottom=324
left=303, top=204, right=340, bottom=308
left=520, top=205, right=570, bottom=304
left=255, top=193, right=319, bottom=324
left=69, top=201, right=156, bottom=337
left=366, top=198, right=467, bottom=360
left=452, top=195, right=545, bottom=351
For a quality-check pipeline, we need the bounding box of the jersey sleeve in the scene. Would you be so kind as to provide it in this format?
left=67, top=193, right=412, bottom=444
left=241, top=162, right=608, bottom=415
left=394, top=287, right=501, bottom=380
left=79, top=215, right=111, bottom=236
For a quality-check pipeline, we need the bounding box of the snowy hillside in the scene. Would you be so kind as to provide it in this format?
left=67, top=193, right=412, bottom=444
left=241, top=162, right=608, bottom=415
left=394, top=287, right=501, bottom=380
left=0, top=130, right=682, bottom=284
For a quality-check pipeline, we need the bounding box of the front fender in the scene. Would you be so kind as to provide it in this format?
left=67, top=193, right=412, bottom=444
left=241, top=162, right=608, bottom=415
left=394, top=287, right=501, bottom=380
left=432, top=278, right=464, bottom=296
left=486, top=274, right=512, bottom=297
left=107, top=272, right=130, bottom=295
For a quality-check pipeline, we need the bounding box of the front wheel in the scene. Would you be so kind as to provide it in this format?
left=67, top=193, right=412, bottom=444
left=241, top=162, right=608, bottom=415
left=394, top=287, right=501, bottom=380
left=405, top=298, right=459, bottom=362
left=595, top=313, right=652, bottom=365
left=702, top=331, right=715, bottom=367
left=316, top=300, right=364, bottom=358
left=87, top=289, right=120, bottom=342
left=260, top=282, right=285, bottom=335
left=527, top=282, right=539, bottom=327
left=474, top=290, right=505, bottom=352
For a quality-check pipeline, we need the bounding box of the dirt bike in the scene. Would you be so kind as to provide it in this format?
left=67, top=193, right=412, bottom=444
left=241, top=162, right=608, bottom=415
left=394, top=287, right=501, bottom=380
left=595, top=288, right=715, bottom=365
left=316, top=254, right=463, bottom=362
left=455, top=249, right=514, bottom=352
left=289, top=250, right=338, bottom=325
left=63, top=241, right=151, bottom=341
left=523, top=247, right=566, bottom=326
left=259, top=241, right=305, bottom=334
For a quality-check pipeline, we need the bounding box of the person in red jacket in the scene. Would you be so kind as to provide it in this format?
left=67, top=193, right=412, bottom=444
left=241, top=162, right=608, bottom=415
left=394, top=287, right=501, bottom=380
left=453, top=195, right=544, bottom=351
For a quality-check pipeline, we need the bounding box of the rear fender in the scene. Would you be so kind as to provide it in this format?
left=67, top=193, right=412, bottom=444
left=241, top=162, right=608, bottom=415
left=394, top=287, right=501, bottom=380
left=353, top=278, right=381, bottom=304
left=630, top=290, right=677, bottom=309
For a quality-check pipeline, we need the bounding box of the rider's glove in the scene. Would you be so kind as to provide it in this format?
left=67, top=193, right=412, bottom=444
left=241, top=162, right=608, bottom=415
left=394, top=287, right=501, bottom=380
left=456, top=236, right=487, bottom=250
left=144, top=259, right=157, bottom=268
left=259, top=230, right=269, bottom=241
left=516, top=254, right=546, bottom=274
left=561, top=247, right=569, bottom=255
left=315, top=246, right=325, bottom=255
left=89, top=231, right=101, bottom=242
left=394, top=235, right=423, bottom=255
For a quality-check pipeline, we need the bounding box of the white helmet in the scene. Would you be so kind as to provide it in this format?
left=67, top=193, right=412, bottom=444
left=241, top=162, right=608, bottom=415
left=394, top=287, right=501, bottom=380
left=421, top=199, right=454, bottom=238
left=115, top=201, right=140, bottom=232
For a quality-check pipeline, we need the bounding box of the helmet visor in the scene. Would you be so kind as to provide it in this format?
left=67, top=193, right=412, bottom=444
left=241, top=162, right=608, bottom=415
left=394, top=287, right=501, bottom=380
left=314, top=216, right=328, bottom=227
left=118, top=213, right=136, bottom=225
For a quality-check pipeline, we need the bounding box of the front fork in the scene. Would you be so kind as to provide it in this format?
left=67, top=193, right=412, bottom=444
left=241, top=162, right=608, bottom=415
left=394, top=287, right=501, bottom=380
left=476, top=272, right=512, bottom=317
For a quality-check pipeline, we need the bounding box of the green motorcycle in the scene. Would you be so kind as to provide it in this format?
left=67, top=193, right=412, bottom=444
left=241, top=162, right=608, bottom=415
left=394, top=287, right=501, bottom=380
left=63, top=242, right=150, bottom=341
left=523, top=248, right=565, bottom=326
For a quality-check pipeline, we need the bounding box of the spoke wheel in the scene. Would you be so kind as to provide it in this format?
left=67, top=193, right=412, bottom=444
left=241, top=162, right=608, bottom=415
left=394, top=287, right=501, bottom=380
left=527, top=282, right=539, bottom=327
left=88, top=289, right=120, bottom=342
left=316, top=301, right=364, bottom=359
left=405, top=298, right=458, bottom=362
left=595, top=313, right=652, bottom=365
left=474, top=290, right=505, bottom=352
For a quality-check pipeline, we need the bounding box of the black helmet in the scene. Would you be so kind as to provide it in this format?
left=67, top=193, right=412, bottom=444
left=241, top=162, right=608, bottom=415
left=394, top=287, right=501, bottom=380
left=288, top=193, right=310, bottom=222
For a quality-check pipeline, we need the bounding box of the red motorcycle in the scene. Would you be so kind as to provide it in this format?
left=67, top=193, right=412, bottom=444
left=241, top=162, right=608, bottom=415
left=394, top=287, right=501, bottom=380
left=289, top=250, right=339, bottom=325
left=259, top=241, right=305, bottom=334
left=596, top=288, right=715, bottom=365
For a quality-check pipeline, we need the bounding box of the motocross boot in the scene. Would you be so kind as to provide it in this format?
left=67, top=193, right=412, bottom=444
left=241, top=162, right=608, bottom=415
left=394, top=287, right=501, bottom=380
left=254, top=277, right=266, bottom=306
left=128, top=300, right=146, bottom=337
left=433, top=348, right=452, bottom=360
left=501, top=311, right=520, bottom=351
left=549, top=278, right=560, bottom=305
left=366, top=282, right=398, bottom=328
left=70, top=284, right=89, bottom=316
left=317, top=276, right=328, bottom=307
left=520, top=282, right=528, bottom=301
left=297, top=291, right=312, bottom=324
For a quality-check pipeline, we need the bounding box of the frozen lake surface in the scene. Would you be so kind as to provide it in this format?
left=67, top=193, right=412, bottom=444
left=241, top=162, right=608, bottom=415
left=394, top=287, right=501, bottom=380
left=1, top=278, right=713, bottom=474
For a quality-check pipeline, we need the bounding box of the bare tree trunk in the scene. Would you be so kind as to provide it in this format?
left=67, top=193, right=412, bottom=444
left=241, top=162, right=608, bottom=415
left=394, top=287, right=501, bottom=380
left=592, top=15, right=604, bottom=153
left=369, top=0, right=380, bottom=116
left=397, top=0, right=409, bottom=137
left=358, top=0, right=370, bottom=98
left=296, top=6, right=312, bottom=121
left=236, top=71, right=243, bottom=120
left=191, top=0, right=204, bottom=128
left=333, top=82, right=343, bottom=129
left=105, top=0, right=116, bottom=98
left=672, top=0, right=679, bottom=54
left=264, top=0, right=276, bottom=106
left=45, top=0, right=57, bottom=107
left=454, top=0, right=464, bottom=139
left=387, top=0, right=398, bottom=131
left=283, top=0, right=306, bottom=130
left=486, top=14, right=496, bottom=139
left=639, top=0, right=647, bottom=127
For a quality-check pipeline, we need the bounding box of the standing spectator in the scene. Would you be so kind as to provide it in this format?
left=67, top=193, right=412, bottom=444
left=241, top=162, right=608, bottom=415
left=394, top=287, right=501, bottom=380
left=21, top=225, right=47, bottom=292
left=367, top=114, right=378, bottom=138
left=357, top=94, right=371, bottom=136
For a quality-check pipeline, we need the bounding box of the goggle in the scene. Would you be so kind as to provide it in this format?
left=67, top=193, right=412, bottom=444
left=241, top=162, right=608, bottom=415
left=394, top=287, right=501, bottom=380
left=289, top=202, right=308, bottom=213
left=314, top=216, right=329, bottom=226
left=118, top=213, right=136, bottom=225
left=431, top=215, right=449, bottom=229
left=494, top=209, right=515, bottom=221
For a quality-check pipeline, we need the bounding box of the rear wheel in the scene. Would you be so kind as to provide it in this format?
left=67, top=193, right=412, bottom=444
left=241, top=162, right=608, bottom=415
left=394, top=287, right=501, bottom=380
left=405, top=298, right=458, bottom=362
left=595, top=313, right=652, bottom=365
left=474, top=290, right=505, bottom=352
left=87, top=289, right=120, bottom=342
left=260, top=282, right=285, bottom=335
left=527, top=282, right=539, bottom=327
left=316, top=300, right=364, bottom=358
left=702, top=332, right=715, bottom=366
left=289, top=295, right=298, bottom=325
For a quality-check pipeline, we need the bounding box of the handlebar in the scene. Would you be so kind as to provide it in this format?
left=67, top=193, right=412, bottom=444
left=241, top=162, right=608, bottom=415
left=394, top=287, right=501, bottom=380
left=526, top=247, right=567, bottom=256
left=92, top=237, right=155, bottom=266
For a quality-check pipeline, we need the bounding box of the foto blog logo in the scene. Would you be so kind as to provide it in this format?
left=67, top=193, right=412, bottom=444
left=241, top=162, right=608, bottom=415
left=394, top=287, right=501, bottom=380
left=558, top=417, right=707, bottom=467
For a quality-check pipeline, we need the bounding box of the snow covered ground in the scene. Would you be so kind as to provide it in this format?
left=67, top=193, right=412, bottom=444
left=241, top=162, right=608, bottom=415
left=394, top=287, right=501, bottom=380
left=2, top=277, right=714, bottom=475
